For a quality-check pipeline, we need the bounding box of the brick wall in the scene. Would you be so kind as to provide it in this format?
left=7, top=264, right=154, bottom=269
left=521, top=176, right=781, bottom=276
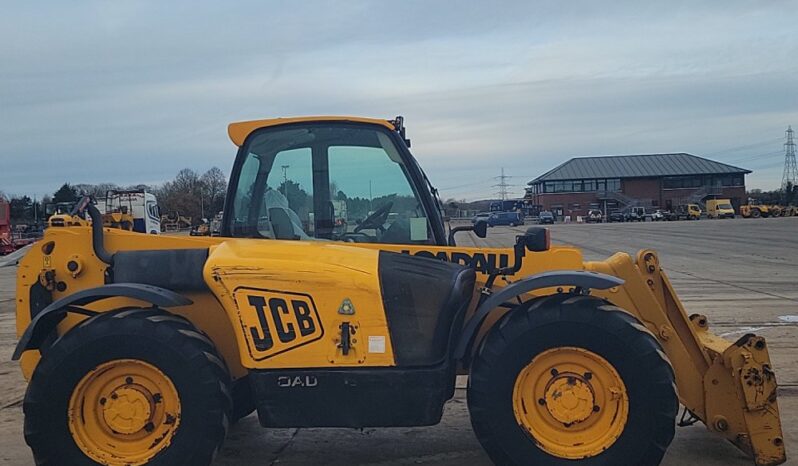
left=622, top=178, right=662, bottom=206
left=535, top=178, right=747, bottom=218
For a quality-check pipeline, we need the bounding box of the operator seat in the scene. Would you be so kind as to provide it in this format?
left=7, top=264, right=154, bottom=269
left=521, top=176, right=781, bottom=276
left=263, top=189, right=309, bottom=240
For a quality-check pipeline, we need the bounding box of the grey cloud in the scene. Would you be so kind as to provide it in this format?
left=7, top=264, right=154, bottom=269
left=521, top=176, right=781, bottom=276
left=1, top=1, right=796, bottom=199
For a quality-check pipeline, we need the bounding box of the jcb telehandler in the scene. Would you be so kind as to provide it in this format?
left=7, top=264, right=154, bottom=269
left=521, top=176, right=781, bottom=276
left=13, top=116, right=785, bottom=465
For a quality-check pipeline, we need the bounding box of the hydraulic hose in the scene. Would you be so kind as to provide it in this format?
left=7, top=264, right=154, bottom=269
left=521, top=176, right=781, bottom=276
left=86, top=203, right=114, bottom=266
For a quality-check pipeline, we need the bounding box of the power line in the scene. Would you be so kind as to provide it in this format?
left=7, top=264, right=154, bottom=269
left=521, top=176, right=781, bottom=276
left=704, top=137, right=784, bottom=157
left=436, top=176, right=495, bottom=191
left=725, top=150, right=783, bottom=164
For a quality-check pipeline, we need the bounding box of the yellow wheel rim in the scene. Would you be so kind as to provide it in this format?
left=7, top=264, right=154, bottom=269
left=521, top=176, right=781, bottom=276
left=68, top=359, right=181, bottom=466
left=512, top=347, right=628, bottom=459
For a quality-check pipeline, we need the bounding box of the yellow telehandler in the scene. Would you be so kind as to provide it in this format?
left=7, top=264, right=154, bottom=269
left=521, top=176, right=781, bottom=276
left=13, top=116, right=785, bottom=466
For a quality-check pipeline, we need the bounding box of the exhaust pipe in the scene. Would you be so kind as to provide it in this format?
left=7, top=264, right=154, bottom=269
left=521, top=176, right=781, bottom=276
left=86, top=203, right=114, bottom=266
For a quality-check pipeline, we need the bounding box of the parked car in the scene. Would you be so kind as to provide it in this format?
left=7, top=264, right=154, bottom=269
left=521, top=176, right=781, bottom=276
left=624, top=211, right=644, bottom=222
left=674, top=204, right=701, bottom=220
left=651, top=210, right=666, bottom=221
left=608, top=211, right=625, bottom=222
left=629, top=206, right=648, bottom=221
left=488, top=211, right=524, bottom=227
left=538, top=211, right=555, bottom=224
left=472, top=212, right=491, bottom=224
left=585, top=209, right=603, bottom=223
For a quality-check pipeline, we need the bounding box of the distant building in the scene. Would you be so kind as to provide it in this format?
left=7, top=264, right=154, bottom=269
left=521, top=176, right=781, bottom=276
left=525, top=153, right=750, bottom=219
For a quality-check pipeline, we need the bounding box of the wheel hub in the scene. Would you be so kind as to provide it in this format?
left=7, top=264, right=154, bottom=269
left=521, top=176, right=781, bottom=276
left=512, top=347, right=629, bottom=459
left=544, top=375, right=595, bottom=425
left=68, top=359, right=181, bottom=466
left=102, top=386, right=153, bottom=434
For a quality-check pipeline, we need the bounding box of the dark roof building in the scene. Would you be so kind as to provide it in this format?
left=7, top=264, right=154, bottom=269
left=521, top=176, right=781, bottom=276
left=534, top=153, right=750, bottom=181
left=526, top=153, right=750, bottom=219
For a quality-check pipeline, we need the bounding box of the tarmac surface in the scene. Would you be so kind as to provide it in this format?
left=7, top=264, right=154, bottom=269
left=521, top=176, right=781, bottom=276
left=0, top=217, right=796, bottom=465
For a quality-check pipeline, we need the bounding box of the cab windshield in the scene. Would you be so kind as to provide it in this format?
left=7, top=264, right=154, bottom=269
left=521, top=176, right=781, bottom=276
left=227, top=123, right=434, bottom=245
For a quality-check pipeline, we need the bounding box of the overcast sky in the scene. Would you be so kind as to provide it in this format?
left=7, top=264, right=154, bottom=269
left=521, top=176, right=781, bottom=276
left=1, top=1, right=796, bottom=201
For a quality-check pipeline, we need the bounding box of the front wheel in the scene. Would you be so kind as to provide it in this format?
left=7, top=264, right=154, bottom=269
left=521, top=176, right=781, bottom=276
left=23, top=309, right=232, bottom=466
left=468, top=295, right=677, bottom=466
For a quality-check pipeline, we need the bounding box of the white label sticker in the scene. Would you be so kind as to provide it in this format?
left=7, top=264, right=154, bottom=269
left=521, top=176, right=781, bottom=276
left=368, top=336, right=386, bottom=353
left=409, top=217, right=429, bottom=241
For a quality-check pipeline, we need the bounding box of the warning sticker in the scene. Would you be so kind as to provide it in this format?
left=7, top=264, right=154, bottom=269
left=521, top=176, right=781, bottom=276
left=368, top=335, right=386, bottom=353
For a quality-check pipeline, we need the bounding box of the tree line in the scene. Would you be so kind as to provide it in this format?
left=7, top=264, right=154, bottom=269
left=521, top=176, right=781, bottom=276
left=747, top=182, right=798, bottom=205
left=1, top=167, right=227, bottom=226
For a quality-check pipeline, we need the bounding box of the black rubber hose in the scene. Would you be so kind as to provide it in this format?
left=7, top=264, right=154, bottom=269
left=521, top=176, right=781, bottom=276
left=86, top=203, right=114, bottom=266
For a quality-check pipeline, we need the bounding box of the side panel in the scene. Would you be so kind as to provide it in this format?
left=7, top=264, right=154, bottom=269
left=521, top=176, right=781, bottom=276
left=358, top=243, right=584, bottom=339
left=204, top=239, right=397, bottom=369
left=362, top=243, right=585, bottom=284
left=14, top=228, right=243, bottom=380
left=251, top=365, right=453, bottom=428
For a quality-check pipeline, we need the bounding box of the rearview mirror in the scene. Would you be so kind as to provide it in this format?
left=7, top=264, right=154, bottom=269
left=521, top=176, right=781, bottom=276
left=447, top=219, right=488, bottom=246
left=473, top=219, right=488, bottom=238
left=520, top=227, right=550, bottom=252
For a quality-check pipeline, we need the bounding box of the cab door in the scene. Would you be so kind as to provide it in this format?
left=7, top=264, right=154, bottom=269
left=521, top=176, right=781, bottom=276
left=225, top=122, right=440, bottom=246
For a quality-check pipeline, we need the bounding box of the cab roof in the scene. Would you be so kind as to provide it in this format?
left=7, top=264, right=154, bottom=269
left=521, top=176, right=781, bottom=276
left=227, top=116, right=396, bottom=147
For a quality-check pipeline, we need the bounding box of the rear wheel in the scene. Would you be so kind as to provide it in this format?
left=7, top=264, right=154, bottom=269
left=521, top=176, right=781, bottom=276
left=24, top=308, right=232, bottom=466
left=468, top=295, right=677, bottom=466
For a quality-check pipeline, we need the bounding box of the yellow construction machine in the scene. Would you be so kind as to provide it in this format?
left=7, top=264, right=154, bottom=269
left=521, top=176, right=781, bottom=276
left=160, top=211, right=192, bottom=232
left=740, top=200, right=774, bottom=218
left=46, top=198, right=133, bottom=231
left=13, top=116, right=785, bottom=466
left=44, top=201, right=89, bottom=228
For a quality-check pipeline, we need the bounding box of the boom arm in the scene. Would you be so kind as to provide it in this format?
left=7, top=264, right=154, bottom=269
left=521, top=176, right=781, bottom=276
left=586, top=250, right=785, bottom=466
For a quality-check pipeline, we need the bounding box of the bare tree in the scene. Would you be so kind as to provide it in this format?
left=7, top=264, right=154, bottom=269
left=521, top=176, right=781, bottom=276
left=200, top=167, right=227, bottom=216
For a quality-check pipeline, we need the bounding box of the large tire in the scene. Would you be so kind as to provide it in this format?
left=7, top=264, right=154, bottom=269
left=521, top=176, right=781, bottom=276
left=751, top=209, right=761, bottom=218
left=468, top=295, right=677, bottom=466
left=24, top=308, right=232, bottom=466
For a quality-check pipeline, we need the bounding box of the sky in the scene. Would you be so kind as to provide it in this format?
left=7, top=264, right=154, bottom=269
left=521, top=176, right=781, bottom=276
left=1, top=1, right=797, bottom=201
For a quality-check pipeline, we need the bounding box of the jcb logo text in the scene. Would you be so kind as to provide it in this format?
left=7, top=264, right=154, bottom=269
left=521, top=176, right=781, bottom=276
left=234, top=288, right=324, bottom=360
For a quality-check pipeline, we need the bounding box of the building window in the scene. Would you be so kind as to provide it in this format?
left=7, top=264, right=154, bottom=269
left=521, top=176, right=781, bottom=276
left=539, top=177, right=625, bottom=193
left=663, top=175, right=707, bottom=189
left=720, top=175, right=744, bottom=187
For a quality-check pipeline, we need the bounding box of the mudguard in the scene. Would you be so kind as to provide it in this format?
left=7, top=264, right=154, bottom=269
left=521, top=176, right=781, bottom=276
left=12, top=283, right=192, bottom=360
left=453, top=270, right=624, bottom=361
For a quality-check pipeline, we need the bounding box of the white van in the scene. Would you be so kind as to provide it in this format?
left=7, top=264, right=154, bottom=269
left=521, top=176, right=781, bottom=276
left=103, top=190, right=161, bottom=234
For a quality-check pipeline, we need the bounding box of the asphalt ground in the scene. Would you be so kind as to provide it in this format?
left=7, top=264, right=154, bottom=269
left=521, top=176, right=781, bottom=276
left=0, top=216, right=796, bottom=465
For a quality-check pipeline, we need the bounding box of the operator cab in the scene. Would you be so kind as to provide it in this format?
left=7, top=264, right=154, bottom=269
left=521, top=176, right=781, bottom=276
left=224, top=119, right=447, bottom=245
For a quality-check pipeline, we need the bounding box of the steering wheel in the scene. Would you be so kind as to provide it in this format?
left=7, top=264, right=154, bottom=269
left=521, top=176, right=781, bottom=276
left=354, top=201, right=393, bottom=233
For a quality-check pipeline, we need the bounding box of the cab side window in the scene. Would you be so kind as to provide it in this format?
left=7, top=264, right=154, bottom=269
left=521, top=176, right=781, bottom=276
left=228, top=124, right=434, bottom=245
